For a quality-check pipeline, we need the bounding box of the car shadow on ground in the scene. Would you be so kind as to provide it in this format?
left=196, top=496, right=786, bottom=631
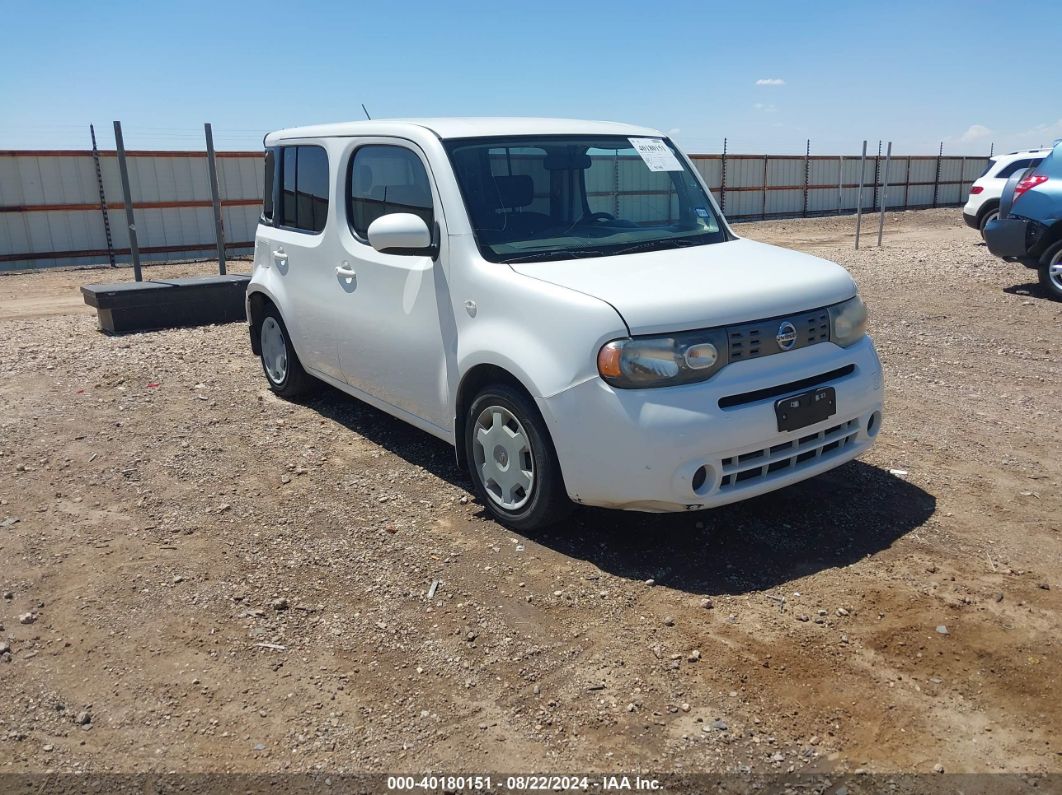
left=528, top=461, right=934, bottom=595
left=1003, top=279, right=1055, bottom=301
left=308, top=385, right=935, bottom=597
left=306, top=384, right=468, bottom=487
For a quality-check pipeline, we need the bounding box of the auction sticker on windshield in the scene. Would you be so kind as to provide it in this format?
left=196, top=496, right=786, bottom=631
left=629, top=137, right=683, bottom=171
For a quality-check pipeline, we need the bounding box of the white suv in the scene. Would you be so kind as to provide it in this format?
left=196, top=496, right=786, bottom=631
left=963, top=149, right=1049, bottom=237
left=247, top=118, right=884, bottom=530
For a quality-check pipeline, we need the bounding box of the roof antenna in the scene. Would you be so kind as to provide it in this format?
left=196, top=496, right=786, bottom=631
left=361, top=104, right=372, bottom=120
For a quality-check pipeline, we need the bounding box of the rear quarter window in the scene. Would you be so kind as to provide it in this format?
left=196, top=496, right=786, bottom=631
left=262, top=149, right=276, bottom=223
left=995, top=159, right=1038, bottom=180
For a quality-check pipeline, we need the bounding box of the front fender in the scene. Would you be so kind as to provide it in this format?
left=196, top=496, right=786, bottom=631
left=453, top=258, right=627, bottom=404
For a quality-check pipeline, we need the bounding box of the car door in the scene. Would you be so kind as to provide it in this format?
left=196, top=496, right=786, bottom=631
left=335, top=140, right=452, bottom=432
left=261, top=143, right=344, bottom=381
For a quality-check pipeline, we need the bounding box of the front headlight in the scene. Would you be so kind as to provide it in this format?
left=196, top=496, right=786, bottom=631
left=597, top=329, right=729, bottom=389
left=828, top=295, right=867, bottom=347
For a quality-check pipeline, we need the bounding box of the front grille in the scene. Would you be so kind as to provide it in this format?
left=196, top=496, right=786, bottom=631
left=727, top=308, right=830, bottom=363
left=718, top=419, right=860, bottom=491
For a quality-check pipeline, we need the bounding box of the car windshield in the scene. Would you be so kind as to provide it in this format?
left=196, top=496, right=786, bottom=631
left=444, top=135, right=727, bottom=263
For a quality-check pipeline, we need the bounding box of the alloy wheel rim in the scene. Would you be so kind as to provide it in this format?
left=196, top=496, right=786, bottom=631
left=1050, top=250, right=1062, bottom=291
left=260, top=317, right=288, bottom=385
left=472, top=405, right=534, bottom=510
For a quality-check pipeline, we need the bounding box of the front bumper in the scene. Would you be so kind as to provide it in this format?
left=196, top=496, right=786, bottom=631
left=537, top=336, right=884, bottom=512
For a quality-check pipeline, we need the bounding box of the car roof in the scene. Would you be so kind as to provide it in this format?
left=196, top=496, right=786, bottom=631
left=264, top=117, right=665, bottom=145
left=993, top=148, right=1052, bottom=163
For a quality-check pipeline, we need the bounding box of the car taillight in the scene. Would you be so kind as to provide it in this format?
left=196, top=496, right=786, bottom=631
left=1013, top=174, right=1048, bottom=202
left=970, top=186, right=984, bottom=194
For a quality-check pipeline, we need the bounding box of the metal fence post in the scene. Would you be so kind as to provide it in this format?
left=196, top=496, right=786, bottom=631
left=205, top=123, right=227, bottom=275
left=761, top=154, right=769, bottom=220
left=903, top=156, right=911, bottom=209
left=719, top=137, right=727, bottom=214
left=838, top=155, right=843, bottom=214
left=854, top=140, right=867, bottom=250
left=802, top=138, right=810, bottom=217
left=89, top=124, right=116, bottom=268
left=932, top=141, right=943, bottom=208
left=872, top=140, right=882, bottom=210
left=877, top=141, right=892, bottom=246
left=113, top=120, right=142, bottom=281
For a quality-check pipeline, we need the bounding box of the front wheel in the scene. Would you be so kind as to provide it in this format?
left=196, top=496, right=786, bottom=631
left=1039, top=241, right=1062, bottom=301
left=464, top=384, right=572, bottom=530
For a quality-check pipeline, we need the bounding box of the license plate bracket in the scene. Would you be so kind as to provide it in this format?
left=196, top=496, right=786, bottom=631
left=775, top=387, right=836, bottom=432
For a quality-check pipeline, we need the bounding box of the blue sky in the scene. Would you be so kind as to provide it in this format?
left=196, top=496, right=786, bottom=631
left=3, top=0, right=1059, bottom=155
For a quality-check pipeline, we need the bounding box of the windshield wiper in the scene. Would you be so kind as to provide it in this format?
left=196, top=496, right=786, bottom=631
left=611, top=238, right=703, bottom=257
left=500, top=238, right=703, bottom=264
left=500, top=249, right=607, bottom=264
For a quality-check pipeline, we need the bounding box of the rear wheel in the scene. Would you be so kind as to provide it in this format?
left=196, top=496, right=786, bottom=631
left=259, top=307, right=314, bottom=398
left=978, top=206, right=999, bottom=240
left=464, top=384, right=572, bottom=531
left=1039, top=241, right=1062, bottom=301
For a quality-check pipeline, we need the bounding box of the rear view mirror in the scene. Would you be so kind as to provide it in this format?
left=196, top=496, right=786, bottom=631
left=367, top=213, right=436, bottom=257
left=543, top=151, right=592, bottom=170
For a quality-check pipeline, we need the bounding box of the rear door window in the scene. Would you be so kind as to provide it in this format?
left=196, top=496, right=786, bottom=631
left=277, top=145, right=330, bottom=233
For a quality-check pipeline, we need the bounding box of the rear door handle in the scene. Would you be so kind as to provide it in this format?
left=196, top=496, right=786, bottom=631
left=273, top=247, right=288, bottom=264
left=335, top=264, right=357, bottom=280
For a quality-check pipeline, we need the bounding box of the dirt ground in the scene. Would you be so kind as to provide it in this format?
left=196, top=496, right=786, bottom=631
left=0, top=209, right=1058, bottom=777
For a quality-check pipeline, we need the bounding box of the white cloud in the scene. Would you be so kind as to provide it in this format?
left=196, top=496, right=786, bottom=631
left=755, top=78, right=786, bottom=86
left=753, top=103, right=777, bottom=113
left=959, top=124, right=993, bottom=143
left=1018, top=118, right=1062, bottom=141
left=943, top=119, right=1062, bottom=154
left=667, top=127, right=681, bottom=136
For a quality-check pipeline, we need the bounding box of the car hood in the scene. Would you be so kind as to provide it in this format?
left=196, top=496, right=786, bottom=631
left=508, top=237, right=857, bottom=334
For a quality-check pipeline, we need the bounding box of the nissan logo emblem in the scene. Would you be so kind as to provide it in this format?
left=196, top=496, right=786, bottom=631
left=776, top=321, right=798, bottom=351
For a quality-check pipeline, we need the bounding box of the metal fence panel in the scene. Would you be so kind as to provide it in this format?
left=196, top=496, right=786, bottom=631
left=766, top=188, right=802, bottom=216
left=728, top=157, right=764, bottom=188
left=0, top=146, right=989, bottom=270
left=689, top=156, right=721, bottom=187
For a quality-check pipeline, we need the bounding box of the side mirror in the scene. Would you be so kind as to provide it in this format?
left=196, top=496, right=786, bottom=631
left=367, top=213, right=436, bottom=257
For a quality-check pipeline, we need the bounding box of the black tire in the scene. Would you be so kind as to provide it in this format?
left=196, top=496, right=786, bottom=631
left=464, top=384, right=572, bottom=531
left=1038, top=241, right=1062, bottom=301
left=258, top=305, right=315, bottom=398
left=978, top=205, right=999, bottom=240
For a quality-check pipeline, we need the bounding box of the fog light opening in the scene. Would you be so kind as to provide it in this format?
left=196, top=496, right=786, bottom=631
left=867, top=411, right=881, bottom=437
left=691, top=465, right=709, bottom=494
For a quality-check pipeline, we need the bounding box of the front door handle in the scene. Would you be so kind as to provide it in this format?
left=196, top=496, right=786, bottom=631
left=335, top=264, right=357, bottom=280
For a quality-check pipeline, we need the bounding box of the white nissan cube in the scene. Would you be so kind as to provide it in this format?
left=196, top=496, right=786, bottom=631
left=247, top=118, right=883, bottom=530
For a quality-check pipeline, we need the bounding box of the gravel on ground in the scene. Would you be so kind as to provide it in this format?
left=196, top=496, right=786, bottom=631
left=0, top=209, right=1058, bottom=775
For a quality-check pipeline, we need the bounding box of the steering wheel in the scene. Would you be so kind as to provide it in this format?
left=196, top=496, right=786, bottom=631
left=560, top=210, right=618, bottom=236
